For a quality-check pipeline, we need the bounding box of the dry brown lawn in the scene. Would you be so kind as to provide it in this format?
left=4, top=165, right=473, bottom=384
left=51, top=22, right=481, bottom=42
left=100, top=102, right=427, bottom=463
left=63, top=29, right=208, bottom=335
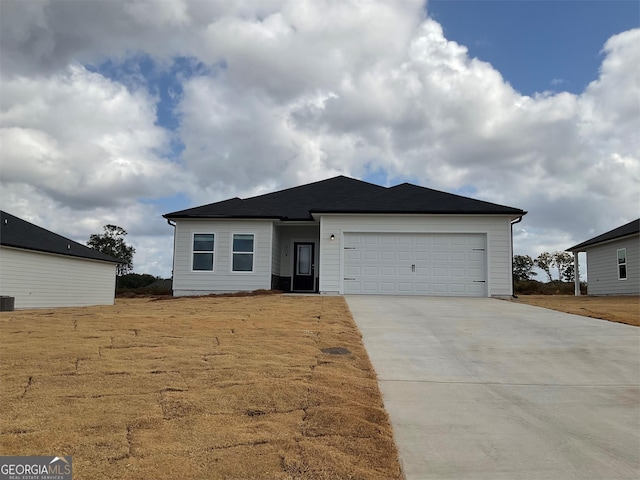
left=0, top=295, right=402, bottom=480
left=515, top=295, right=639, bottom=326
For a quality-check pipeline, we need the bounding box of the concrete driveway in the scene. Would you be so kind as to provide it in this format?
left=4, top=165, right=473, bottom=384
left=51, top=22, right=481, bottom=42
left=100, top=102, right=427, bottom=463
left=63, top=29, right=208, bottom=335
left=345, top=296, right=640, bottom=480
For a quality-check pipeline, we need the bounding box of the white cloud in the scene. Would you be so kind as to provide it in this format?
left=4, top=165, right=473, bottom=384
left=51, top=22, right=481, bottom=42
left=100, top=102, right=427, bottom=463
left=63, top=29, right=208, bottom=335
left=1, top=0, right=638, bottom=278
left=0, top=65, right=189, bottom=210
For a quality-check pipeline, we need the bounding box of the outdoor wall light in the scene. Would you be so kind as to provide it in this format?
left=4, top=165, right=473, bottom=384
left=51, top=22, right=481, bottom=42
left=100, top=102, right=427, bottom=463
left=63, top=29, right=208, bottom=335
left=330, top=234, right=335, bottom=241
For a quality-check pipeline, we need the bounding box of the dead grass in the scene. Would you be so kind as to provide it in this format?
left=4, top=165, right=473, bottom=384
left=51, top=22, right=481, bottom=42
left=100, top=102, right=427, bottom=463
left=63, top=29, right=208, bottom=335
left=515, top=295, right=639, bottom=326
left=0, top=296, right=402, bottom=480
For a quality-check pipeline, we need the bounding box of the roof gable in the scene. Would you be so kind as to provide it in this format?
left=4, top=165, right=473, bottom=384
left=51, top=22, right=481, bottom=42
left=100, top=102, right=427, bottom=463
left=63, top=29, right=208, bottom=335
left=164, top=176, right=526, bottom=220
left=568, top=218, right=640, bottom=251
left=0, top=211, right=123, bottom=264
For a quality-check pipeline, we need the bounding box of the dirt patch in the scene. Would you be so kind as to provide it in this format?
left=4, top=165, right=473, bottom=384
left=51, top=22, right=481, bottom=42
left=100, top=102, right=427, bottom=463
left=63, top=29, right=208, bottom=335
left=514, top=295, right=639, bottom=326
left=0, top=296, right=402, bottom=480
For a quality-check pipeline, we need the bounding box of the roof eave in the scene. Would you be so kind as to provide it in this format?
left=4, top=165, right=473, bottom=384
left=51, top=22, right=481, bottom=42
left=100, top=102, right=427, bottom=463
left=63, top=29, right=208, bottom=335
left=311, top=209, right=527, bottom=216
left=0, top=243, right=123, bottom=264
left=163, top=214, right=284, bottom=220
left=567, top=232, right=639, bottom=252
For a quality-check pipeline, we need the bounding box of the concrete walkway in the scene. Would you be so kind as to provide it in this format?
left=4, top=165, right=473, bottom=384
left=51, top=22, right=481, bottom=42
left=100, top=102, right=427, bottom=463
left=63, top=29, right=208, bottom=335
left=345, top=296, right=640, bottom=480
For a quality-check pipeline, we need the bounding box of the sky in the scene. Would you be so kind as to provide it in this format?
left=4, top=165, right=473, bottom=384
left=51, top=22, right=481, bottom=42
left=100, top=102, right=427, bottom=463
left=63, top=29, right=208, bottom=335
left=1, top=0, right=638, bottom=280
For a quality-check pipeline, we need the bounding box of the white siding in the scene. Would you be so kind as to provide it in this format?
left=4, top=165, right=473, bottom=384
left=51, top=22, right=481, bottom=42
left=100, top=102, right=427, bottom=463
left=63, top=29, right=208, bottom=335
left=277, top=225, right=320, bottom=277
left=319, top=215, right=514, bottom=297
left=585, top=236, right=639, bottom=295
left=0, top=246, right=117, bottom=309
left=172, top=219, right=272, bottom=295
left=271, top=223, right=281, bottom=277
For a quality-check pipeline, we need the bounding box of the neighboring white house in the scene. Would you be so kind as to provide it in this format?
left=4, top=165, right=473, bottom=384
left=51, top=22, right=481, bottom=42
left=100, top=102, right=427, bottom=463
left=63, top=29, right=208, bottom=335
left=164, top=176, right=526, bottom=297
left=568, top=219, right=639, bottom=296
left=0, top=211, right=122, bottom=309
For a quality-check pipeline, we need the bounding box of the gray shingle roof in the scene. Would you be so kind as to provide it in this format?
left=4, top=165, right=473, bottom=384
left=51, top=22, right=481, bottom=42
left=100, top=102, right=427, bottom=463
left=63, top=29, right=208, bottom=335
left=0, top=211, right=123, bottom=263
left=164, top=176, right=526, bottom=220
left=567, top=218, right=640, bottom=251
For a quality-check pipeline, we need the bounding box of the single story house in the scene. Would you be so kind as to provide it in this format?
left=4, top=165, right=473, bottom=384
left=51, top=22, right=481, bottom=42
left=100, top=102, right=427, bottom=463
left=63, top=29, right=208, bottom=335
left=0, top=211, right=122, bottom=309
left=567, top=218, right=639, bottom=296
left=164, top=176, right=526, bottom=297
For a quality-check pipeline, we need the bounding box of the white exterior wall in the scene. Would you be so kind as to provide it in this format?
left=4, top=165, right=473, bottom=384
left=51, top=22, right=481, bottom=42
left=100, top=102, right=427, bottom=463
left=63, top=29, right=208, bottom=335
left=318, top=214, right=515, bottom=297
left=585, top=236, right=639, bottom=295
left=271, top=225, right=281, bottom=277
left=0, top=246, right=117, bottom=309
left=172, top=219, right=273, bottom=295
left=277, top=225, right=320, bottom=277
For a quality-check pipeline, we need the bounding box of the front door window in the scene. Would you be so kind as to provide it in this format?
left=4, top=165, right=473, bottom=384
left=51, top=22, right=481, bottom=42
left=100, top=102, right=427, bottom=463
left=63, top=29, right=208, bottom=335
left=297, top=244, right=312, bottom=275
left=293, top=242, right=315, bottom=291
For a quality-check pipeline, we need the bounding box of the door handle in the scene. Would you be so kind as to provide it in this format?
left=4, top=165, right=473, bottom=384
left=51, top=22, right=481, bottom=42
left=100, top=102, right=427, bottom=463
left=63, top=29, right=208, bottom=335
left=411, top=264, right=415, bottom=272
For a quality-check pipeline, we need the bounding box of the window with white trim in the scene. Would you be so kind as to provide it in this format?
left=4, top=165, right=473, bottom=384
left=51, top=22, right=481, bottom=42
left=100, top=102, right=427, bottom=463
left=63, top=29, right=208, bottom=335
left=232, top=234, right=254, bottom=272
left=192, top=233, right=214, bottom=271
left=617, top=248, right=627, bottom=280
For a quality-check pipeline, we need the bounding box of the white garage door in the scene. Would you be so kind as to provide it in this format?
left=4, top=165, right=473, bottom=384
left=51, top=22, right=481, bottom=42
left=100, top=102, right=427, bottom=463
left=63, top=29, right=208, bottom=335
left=343, top=233, right=487, bottom=296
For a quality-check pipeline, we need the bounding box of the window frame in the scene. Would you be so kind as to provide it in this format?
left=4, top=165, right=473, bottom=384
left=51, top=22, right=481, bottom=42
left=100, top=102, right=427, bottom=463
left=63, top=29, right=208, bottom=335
left=231, top=233, right=255, bottom=273
left=191, top=232, right=215, bottom=272
left=617, top=248, right=627, bottom=280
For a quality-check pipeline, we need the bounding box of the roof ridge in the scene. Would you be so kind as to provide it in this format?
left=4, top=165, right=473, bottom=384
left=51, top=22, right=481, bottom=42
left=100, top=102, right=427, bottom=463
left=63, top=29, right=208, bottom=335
left=241, top=175, right=378, bottom=202
left=311, top=182, right=388, bottom=211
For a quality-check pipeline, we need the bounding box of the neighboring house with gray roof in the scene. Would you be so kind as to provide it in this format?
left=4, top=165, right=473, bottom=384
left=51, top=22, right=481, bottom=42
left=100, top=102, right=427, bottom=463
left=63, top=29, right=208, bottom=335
left=568, top=219, right=639, bottom=296
left=164, top=176, right=526, bottom=297
left=0, top=211, right=122, bottom=308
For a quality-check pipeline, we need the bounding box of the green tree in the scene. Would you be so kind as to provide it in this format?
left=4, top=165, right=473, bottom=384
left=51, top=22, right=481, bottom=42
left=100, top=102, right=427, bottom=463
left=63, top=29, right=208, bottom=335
left=513, top=255, right=537, bottom=282
left=87, top=225, right=135, bottom=276
left=552, top=251, right=574, bottom=282
left=117, top=273, right=157, bottom=289
left=535, top=252, right=553, bottom=282
left=562, top=263, right=575, bottom=283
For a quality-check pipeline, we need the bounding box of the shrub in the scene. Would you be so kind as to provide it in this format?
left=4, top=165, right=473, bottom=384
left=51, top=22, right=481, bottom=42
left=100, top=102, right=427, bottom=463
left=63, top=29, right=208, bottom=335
left=515, top=280, right=587, bottom=295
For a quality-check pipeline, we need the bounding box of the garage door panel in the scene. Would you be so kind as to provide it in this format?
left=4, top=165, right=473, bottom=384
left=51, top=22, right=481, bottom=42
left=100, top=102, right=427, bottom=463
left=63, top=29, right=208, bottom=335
left=433, top=283, right=447, bottom=294
left=364, top=251, right=378, bottom=260
left=468, top=236, right=485, bottom=247
left=345, top=265, right=361, bottom=276
left=343, top=233, right=487, bottom=297
left=363, top=265, right=378, bottom=276
left=433, top=252, right=447, bottom=261
left=415, top=236, right=430, bottom=245
left=380, top=282, right=396, bottom=293
left=345, top=250, right=361, bottom=261
left=363, top=282, right=379, bottom=292
left=451, top=268, right=465, bottom=277
left=433, top=267, right=447, bottom=277
left=398, top=251, right=412, bottom=261
left=415, top=266, right=430, bottom=277
left=468, top=283, right=486, bottom=295
left=468, top=252, right=484, bottom=262
left=450, top=252, right=466, bottom=262
left=380, top=266, right=395, bottom=276
left=415, top=252, right=430, bottom=261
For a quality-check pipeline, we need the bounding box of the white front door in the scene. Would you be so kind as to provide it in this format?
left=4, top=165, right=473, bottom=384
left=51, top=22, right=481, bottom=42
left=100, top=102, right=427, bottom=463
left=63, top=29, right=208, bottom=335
left=343, top=233, right=487, bottom=296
